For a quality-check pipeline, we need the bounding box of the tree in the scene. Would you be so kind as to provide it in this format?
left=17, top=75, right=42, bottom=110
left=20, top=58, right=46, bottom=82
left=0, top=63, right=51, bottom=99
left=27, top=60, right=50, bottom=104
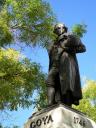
left=0, top=0, right=57, bottom=111
left=72, top=23, right=87, bottom=38
left=73, top=80, right=96, bottom=122
left=0, top=0, right=56, bottom=47
left=0, top=48, right=46, bottom=111
left=0, top=0, right=56, bottom=111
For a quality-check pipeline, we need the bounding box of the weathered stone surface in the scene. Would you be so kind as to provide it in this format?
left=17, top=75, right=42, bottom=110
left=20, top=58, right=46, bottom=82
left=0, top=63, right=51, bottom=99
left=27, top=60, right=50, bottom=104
left=24, top=104, right=96, bottom=128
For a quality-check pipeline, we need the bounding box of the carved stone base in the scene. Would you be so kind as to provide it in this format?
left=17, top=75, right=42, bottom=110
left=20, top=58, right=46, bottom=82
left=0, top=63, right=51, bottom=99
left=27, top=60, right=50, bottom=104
left=24, top=103, right=96, bottom=128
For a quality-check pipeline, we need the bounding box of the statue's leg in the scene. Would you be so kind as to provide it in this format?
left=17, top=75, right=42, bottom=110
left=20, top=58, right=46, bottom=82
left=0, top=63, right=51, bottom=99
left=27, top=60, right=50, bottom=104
left=47, top=86, right=55, bottom=106
left=46, top=67, right=58, bottom=106
left=55, top=76, right=62, bottom=104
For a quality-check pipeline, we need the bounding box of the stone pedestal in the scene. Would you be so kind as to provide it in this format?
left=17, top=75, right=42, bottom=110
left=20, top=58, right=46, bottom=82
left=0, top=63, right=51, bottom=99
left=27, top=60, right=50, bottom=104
left=24, top=104, right=96, bottom=128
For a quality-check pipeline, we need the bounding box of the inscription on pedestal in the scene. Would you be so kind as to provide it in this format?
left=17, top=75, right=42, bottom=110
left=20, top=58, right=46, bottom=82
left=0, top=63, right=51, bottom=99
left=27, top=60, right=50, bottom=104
left=24, top=104, right=96, bottom=128
left=74, top=116, right=86, bottom=127
left=30, top=115, right=53, bottom=128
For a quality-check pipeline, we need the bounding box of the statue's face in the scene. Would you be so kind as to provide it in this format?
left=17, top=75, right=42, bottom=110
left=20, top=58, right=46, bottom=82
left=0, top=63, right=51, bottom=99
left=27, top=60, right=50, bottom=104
left=54, top=23, right=66, bottom=36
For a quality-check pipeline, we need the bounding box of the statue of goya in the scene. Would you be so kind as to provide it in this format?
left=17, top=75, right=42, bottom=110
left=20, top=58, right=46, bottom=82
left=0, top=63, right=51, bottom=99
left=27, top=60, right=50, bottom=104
left=46, top=23, right=86, bottom=107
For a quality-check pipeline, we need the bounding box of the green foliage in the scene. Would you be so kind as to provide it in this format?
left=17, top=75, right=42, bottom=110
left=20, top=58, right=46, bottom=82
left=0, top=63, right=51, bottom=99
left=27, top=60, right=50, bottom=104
left=0, top=0, right=56, bottom=47
left=83, top=80, right=96, bottom=105
left=73, top=80, right=96, bottom=122
left=0, top=0, right=56, bottom=112
left=0, top=0, right=6, bottom=10
left=0, top=9, right=13, bottom=46
left=0, top=48, right=45, bottom=111
left=72, top=23, right=87, bottom=37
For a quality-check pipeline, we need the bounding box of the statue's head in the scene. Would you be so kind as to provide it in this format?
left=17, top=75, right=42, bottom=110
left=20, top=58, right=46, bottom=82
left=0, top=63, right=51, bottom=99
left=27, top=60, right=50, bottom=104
left=53, top=23, right=68, bottom=36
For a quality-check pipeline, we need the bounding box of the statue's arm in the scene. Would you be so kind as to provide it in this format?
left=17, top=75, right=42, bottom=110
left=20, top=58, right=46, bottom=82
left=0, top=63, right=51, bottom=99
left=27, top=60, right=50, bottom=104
left=73, top=35, right=86, bottom=53
left=64, top=34, right=86, bottom=53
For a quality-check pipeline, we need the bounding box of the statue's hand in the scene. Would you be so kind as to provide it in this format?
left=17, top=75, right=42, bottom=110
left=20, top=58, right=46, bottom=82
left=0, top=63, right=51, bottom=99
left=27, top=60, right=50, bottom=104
left=75, top=45, right=86, bottom=53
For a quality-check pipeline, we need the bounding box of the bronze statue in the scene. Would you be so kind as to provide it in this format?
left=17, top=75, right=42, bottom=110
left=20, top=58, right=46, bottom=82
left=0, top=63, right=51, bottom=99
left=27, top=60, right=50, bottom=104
left=46, top=23, right=86, bottom=106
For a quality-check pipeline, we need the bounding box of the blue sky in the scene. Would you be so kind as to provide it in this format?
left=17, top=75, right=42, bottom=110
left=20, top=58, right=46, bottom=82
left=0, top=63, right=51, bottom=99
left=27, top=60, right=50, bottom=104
left=1, top=0, right=96, bottom=127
